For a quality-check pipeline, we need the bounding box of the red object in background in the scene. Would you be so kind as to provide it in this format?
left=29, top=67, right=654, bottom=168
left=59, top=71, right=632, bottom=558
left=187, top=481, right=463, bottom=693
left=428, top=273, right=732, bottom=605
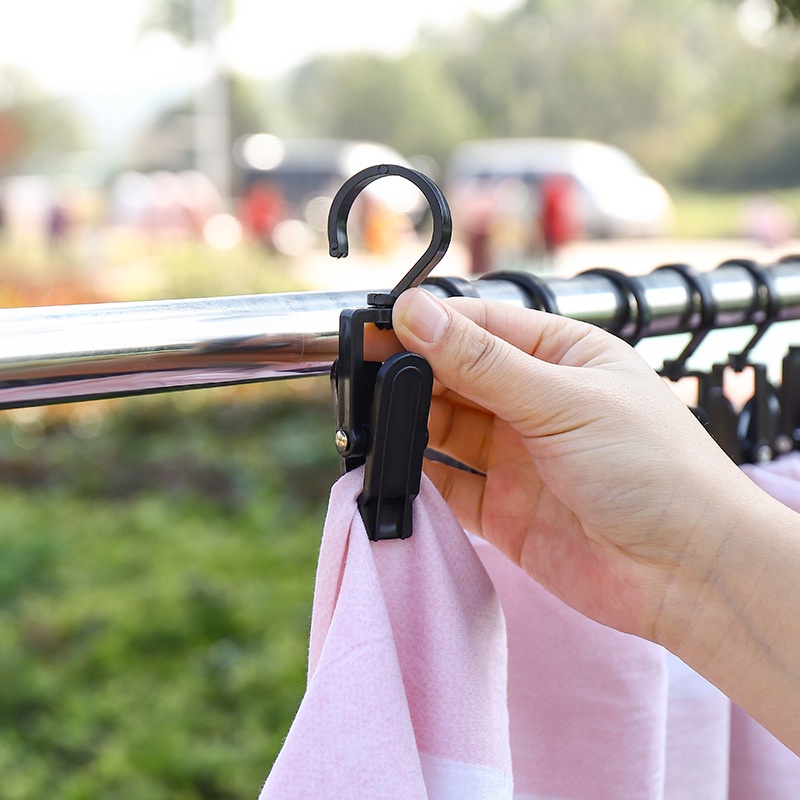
left=541, top=175, right=580, bottom=252
left=460, top=179, right=496, bottom=275
left=240, top=182, right=285, bottom=244
left=0, top=114, right=23, bottom=165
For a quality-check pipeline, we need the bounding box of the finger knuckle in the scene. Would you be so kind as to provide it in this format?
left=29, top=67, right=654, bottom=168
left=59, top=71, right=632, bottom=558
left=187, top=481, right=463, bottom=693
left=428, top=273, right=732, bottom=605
left=459, top=328, right=505, bottom=384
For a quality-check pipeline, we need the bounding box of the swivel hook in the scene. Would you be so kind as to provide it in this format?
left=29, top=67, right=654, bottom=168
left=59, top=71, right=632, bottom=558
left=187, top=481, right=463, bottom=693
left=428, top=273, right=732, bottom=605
left=328, top=164, right=452, bottom=541
left=327, top=163, right=453, bottom=308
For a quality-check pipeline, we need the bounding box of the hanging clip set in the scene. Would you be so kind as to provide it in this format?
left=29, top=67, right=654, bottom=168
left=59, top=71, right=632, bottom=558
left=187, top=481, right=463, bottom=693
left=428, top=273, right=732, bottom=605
left=328, top=164, right=452, bottom=541
left=654, top=260, right=785, bottom=465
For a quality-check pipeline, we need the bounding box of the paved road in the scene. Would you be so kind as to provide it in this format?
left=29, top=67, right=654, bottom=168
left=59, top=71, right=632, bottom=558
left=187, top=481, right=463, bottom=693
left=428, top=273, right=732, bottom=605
left=292, top=235, right=800, bottom=291
left=544, top=236, right=800, bottom=276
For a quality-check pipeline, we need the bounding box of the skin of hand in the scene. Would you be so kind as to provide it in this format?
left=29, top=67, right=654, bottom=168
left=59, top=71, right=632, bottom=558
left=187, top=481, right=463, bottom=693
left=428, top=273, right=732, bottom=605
left=390, top=288, right=741, bottom=639
left=390, top=288, right=800, bottom=751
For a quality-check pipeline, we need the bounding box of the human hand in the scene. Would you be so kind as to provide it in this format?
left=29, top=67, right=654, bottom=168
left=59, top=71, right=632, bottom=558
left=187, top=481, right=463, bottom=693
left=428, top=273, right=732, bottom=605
left=391, top=288, right=759, bottom=644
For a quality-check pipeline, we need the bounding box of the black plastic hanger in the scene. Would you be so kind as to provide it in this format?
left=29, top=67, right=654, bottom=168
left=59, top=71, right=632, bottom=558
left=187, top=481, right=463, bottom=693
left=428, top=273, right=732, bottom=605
left=779, top=347, right=800, bottom=452
left=697, top=363, right=743, bottom=464
left=718, top=259, right=781, bottom=464
left=774, top=251, right=800, bottom=452
left=328, top=164, right=452, bottom=541
left=647, top=263, right=719, bottom=442
left=578, top=267, right=652, bottom=345
left=654, top=263, right=717, bottom=383
left=479, top=270, right=559, bottom=313
left=738, top=362, right=781, bottom=464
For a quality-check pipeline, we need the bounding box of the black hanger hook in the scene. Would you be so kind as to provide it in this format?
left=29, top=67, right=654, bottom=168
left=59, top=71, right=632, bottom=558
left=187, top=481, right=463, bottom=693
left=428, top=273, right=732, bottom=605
left=654, top=263, right=717, bottom=381
left=719, top=259, right=780, bottom=371
left=327, top=164, right=453, bottom=308
left=578, top=267, right=652, bottom=344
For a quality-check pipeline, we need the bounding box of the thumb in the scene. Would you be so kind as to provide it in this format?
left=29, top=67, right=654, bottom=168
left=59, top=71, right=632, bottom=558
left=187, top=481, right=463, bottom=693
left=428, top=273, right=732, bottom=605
left=391, top=288, right=549, bottom=422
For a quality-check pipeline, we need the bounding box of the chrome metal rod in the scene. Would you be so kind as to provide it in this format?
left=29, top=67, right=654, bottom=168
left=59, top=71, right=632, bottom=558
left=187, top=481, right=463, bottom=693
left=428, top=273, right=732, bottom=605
left=3, top=258, right=800, bottom=409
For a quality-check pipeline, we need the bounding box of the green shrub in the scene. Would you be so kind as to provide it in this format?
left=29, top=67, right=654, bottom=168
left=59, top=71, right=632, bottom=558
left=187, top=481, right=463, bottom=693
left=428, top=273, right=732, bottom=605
left=0, top=383, right=339, bottom=799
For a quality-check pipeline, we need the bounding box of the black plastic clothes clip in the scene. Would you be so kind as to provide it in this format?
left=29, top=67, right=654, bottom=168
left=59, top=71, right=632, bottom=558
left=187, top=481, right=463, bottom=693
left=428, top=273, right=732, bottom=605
left=779, top=347, right=800, bottom=453
left=653, top=263, right=717, bottom=383
left=722, top=259, right=781, bottom=463
left=328, top=164, right=452, bottom=541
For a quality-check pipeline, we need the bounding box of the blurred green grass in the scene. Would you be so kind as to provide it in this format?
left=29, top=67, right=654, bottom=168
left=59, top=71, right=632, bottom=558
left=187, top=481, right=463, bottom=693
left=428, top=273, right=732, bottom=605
left=0, top=382, right=339, bottom=799
left=670, top=186, right=800, bottom=239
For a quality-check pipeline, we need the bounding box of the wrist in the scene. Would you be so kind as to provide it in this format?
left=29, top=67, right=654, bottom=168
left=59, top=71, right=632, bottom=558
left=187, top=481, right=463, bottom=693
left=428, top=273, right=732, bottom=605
left=654, top=466, right=766, bottom=656
left=653, top=469, right=800, bottom=749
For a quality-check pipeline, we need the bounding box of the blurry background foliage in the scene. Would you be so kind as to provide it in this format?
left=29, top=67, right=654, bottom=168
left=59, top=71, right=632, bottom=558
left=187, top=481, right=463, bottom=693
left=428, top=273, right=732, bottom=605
left=0, top=382, right=339, bottom=799
left=2, top=0, right=800, bottom=797
left=2, top=0, right=800, bottom=189
left=0, top=67, right=87, bottom=176
left=283, top=0, right=800, bottom=188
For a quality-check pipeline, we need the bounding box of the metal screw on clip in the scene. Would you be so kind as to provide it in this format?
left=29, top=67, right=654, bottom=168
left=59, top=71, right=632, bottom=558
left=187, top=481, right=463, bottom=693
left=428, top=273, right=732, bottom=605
left=334, top=429, right=350, bottom=454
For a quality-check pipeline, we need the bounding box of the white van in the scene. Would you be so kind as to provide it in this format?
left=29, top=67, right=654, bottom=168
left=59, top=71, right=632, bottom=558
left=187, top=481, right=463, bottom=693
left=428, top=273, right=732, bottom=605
left=445, top=138, right=674, bottom=239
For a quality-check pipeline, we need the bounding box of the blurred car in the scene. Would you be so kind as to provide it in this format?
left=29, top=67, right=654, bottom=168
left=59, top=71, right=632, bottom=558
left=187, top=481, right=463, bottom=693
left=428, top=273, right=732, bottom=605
left=445, top=137, right=674, bottom=239
left=233, top=134, right=426, bottom=254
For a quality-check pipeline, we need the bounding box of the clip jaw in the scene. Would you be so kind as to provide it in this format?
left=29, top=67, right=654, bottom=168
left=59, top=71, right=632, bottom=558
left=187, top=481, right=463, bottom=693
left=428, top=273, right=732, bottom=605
left=329, top=164, right=451, bottom=541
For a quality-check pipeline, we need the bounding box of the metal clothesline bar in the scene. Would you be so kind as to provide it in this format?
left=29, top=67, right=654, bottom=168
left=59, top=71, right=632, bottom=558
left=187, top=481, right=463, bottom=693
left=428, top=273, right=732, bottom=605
left=2, top=257, right=800, bottom=409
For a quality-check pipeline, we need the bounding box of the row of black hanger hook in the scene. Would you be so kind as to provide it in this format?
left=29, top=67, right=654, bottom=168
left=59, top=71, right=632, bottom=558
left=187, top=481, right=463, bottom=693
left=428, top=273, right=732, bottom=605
left=327, top=164, right=800, bottom=539
left=473, top=257, right=800, bottom=466
left=656, top=259, right=783, bottom=466
left=560, top=257, right=800, bottom=466
left=433, top=258, right=800, bottom=466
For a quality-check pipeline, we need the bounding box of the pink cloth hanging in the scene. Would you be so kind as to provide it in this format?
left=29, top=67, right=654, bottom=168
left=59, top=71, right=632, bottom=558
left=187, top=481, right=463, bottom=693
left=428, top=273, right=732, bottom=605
left=742, top=450, right=800, bottom=513
left=259, top=468, right=513, bottom=799
left=471, top=450, right=800, bottom=799
left=261, top=457, right=800, bottom=798
left=472, top=538, right=667, bottom=797
left=729, top=453, right=800, bottom=798
left=472, top=538, right=736, bottom=799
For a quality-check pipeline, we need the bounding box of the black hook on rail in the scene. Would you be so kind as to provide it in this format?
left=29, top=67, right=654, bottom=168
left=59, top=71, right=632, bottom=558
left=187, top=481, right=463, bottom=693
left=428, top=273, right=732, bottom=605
left=654, top=262, right=718, bottom=382
left=719, top=260, right=782, bottom=463
left=479, top=270, right=559, bottom=313
left=328, top=164, right=452, bottom=541
left=578, top=267, right=653, bottom=345
left=328, top=163, right=452, bottom=310
left=721, top=259, right=781, bottom=371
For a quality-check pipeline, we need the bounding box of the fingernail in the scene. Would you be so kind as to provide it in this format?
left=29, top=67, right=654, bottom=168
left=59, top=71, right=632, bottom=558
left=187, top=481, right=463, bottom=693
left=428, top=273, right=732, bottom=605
left=400, top=289, right=450, bottom=343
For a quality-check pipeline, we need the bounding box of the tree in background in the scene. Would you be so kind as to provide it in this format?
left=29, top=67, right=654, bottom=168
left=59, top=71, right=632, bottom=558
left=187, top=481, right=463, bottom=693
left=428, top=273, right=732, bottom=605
left=773, top=0, right=800, bottom=22
left=143, top=0, right=236, bottom=205
left=0, top=67, right=85, bottom=176
left=431, top=0, right=799, bottom=185
left=694, top=0, right=800, bottom=188
left=286, top=52, right=477, bottom=170
left=276, top=0, right=800, bottom=190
